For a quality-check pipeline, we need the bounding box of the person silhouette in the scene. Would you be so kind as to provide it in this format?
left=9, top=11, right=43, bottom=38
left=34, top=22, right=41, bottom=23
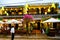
left=10, top=26, right=15, bottom=40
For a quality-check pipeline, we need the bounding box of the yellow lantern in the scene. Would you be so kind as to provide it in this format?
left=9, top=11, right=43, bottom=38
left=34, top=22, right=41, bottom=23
left=1, top=6, right=4, bottom=10
left=24, top=3, right=29, bottom=14
left=51, top=3, right=56, bottom=8
left=0, top=9, right=2, bottom=15
left=4, top=11, right=9, bottom=16
left=48, top=7, right=50, bottom=12
left=51, top=0, right=56, bottom=8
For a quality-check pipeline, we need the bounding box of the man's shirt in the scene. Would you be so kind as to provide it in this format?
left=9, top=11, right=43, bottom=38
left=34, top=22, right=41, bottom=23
left=10, top=27, right=15, bottom=33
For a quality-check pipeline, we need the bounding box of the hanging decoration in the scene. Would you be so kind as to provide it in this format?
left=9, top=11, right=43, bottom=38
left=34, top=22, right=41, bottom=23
left=24, top=3, right=29, bottom=14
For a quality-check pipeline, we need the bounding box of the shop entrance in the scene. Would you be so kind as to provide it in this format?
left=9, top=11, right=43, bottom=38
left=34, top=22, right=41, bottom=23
left=37, top=20, right=40, bottom=30
left=32, top=20, right=40, bottom=30
left=31, top=20, right=41, bottom=34
left=53, top=23, right=57, bottom=28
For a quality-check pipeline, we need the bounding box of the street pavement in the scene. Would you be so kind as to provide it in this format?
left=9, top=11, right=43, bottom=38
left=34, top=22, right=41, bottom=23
left=0, top=34, right=60, bottom=40
left=0, top=38, right=60, bottom=40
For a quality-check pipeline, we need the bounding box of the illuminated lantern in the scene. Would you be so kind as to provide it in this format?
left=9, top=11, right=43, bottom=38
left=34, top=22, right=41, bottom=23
left=24, top=3, right=29, bottom=14
left=51, top=3, right=56, bottom=8
left=1, top=6, right=4, bottom=10
left=51, top=0, right=56, bottom=8
left=48, top=7, right=50, bottom=12
left=4, top=11, right=9, bottom=16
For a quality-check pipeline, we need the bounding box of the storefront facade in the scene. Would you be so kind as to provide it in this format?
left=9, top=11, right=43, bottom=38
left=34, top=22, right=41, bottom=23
left=0, top=0, right=60, bottom=35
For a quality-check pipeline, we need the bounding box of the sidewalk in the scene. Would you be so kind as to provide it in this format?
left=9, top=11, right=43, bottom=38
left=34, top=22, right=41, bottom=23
left=5, top=34, right=47, bottom=39
left=0, top=34, right=60, bottom=39
left=47, top=34, right=60, bottom=39
left=0, top=34, right=48, bottom=39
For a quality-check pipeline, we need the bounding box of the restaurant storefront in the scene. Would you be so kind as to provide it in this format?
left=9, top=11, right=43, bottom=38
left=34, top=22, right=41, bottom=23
left=0, top=0, right=59, bottom=35
left=0, top=16, right=50, bottom=35
left=0, top=16, right=60, bottom=36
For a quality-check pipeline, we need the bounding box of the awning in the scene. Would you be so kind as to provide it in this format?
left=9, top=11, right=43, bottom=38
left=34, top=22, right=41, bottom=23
left=43, top=18, right=60, bottom=23
left=0, top=21, right=4, bottom=24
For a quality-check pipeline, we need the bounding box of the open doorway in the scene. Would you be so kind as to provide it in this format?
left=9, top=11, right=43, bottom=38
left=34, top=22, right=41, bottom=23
left=37, top=20, right=40, bottom=30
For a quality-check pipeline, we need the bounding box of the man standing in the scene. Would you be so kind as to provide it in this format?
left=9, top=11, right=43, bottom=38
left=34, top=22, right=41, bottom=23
left=10, top=26, right=15, bottom=40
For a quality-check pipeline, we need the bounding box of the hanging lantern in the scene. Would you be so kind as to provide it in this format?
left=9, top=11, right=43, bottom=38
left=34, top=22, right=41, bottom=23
left=0, top=9, right=2, bottom=15
left=51, top=2, right=56, bottom=8
left=24, top=3, right=29, bottom=14
left=51, top=0, right=56, bottom=8
left=1, top=6, right=4, bottom=10
left=48, top=7, right=50, bottom=12
left=4, top=11, right=9, bottom=16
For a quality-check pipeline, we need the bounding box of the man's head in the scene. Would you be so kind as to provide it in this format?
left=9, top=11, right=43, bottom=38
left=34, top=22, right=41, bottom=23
left=11, top=26, right=14, bottom=28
